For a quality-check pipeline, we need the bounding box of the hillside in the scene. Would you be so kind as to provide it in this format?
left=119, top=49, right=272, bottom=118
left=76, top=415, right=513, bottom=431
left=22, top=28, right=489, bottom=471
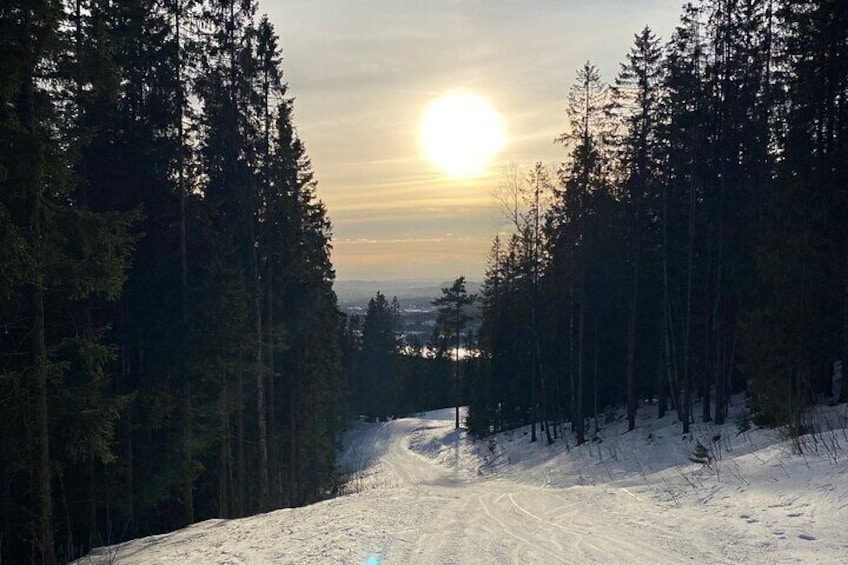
left=79, top=396, right=848, bottom=564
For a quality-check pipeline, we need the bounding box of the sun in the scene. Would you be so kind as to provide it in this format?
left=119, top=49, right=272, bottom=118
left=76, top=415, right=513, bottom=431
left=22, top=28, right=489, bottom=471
left=418, top=91, right=506, bottom=179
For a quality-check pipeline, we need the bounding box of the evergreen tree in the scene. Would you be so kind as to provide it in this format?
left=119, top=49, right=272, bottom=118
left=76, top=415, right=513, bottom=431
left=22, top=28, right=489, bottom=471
left=433, top=277, right=477, bottom=429
left=1, top=1, right=135, bottom=560
left=742, top=0, right=848, bottom=432
left=658, top=3, right=710, bottom=434
left=548, top=62, right=616, bottom=446
left=1, top=0, right=350, bottom=557
left=359, top=292, right=401, bottom=420
left=611, top=26, right=664, bottom=431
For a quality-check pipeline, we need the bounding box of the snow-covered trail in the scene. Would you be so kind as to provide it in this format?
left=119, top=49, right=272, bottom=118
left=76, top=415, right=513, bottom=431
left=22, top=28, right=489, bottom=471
left=79, top=406, right=848, bottom=564
left=339, top=414, right=721, bottom=564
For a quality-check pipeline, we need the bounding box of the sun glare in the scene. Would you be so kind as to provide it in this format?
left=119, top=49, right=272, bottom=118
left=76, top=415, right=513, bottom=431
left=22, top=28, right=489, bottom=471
left=418, top=91, right=506, bottom=179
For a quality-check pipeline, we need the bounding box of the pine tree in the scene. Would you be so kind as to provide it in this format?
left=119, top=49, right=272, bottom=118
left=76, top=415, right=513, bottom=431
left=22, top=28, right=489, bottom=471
left=2, top=0, right=350, bottom=557
left=433, top=277, right=477, bottom=429
left=492, top=164, right=554, bottom=441
left=1, top=1, right=136, bottom=560
left=360, top=292, right=401, bottom=420
left=548, top=62, right=614, bottom=446
left=611, top=26, right=664, bottom=431
left=658, top=3, right=709, bottom=434
left=476, top=236, right=519, bottom=434
left=742, top=0, right=848, bottom=432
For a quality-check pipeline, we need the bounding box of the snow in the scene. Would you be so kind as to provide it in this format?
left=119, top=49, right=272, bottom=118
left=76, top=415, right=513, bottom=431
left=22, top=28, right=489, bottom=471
left=78, top=397, right=848, bottom=564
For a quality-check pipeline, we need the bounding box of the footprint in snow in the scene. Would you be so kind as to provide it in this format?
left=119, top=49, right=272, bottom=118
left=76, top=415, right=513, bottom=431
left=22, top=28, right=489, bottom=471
left=739, top=513, right=758, bottom=523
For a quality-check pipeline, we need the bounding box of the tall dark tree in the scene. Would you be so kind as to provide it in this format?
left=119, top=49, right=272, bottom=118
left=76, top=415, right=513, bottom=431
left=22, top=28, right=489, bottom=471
left=658, top=3, right=710, bottom=434
left=613, top=27, right=662, bottom=430
left=548, top=62, right=614, bottom=446
left=742, top=0, right=848, bottom=433
left=492, top=163, right=553, bottom=441
left=359, top=292, right=401, bottom=419
left=611, top=26, right=664, bottom=431
left=433, top=277, right=477, bottom=429
left=1, top=1, right=135, bottom=561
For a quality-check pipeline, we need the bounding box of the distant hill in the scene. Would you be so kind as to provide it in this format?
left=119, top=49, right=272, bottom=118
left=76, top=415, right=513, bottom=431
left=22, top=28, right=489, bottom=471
left=334, top=279, right=482, bottom=307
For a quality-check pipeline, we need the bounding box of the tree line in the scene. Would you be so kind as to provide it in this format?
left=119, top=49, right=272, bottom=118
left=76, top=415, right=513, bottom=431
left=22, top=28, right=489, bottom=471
left=1, top=0, right=346, bottom=563
left=344, top=288, right=470, bottom=424
left=469, top=0, right=848, bottom=445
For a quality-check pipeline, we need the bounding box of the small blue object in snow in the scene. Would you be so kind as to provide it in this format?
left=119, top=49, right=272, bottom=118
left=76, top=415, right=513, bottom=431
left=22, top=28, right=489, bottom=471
left=367, top=557, right=379, bottom=565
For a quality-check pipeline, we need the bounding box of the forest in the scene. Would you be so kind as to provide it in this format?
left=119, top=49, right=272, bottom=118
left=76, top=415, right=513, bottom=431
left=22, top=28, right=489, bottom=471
left=1, top=0, right=847, bottom=564
left=468, top=0, right=848, bottom=447
left=1, top=0, right=349, bottom=562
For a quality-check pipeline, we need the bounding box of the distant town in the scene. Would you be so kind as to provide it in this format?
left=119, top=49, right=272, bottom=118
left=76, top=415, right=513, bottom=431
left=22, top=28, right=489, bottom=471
left=335, top=279, right=482, bottom=344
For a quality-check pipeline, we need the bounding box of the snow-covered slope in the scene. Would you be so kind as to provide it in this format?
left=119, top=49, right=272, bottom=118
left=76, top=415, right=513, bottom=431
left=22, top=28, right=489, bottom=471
left=79, top=399, right=848, bottom=564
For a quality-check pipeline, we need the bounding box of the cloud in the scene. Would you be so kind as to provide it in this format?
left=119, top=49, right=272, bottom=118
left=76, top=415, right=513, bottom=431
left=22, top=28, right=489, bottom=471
left=331, top=235, right=492, bottom=280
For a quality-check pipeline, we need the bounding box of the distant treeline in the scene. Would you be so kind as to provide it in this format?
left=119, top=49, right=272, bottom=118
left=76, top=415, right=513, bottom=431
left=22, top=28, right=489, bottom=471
left=468, top=0, right=848, bottom=444
left=1, top=0, right=346, bottom=563
left=344, top=291, right=457, bottom=422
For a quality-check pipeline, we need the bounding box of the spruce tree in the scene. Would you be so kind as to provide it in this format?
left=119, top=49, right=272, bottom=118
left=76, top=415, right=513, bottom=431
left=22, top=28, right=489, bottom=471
left=548, top=62, right=613, bottom=446
left=658, top=4, right=709, bottom=434
left=611, top=26, right=664, bottom=431
left=433, top=277, right=477, bottom=429
left=360, top=292, right=401, bottom=420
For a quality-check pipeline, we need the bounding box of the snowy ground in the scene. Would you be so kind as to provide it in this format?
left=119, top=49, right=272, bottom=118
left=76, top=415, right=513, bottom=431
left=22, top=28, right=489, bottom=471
left=79, top=398, right=848, bottom=564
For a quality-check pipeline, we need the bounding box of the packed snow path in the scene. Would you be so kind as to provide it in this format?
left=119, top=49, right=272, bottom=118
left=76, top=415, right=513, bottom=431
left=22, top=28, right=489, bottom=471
left=335, top=413, right=740, bottom=564
left=80, top=406, right=848, bottom=564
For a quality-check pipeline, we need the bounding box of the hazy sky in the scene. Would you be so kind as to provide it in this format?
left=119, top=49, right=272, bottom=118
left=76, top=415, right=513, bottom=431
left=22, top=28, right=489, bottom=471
left=264, top=0, right=685, bottom=281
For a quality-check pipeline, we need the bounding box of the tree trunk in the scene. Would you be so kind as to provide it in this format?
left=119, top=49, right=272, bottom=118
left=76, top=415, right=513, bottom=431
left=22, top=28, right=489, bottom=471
left=218, top=370, right=230, bottom=518
left=266, top=265, right=280, bottom=507
left=236, top=369, right=245, bottom=516
left=32, top=92, right=56, bottom=565
left=657, top=319, right=667, bottom=419
left=289, top=390, right=298, bottom=506
left=2, top=471, right=11, bottom=564
left=533, top=268, right=551, bottom=445
left=683, top=164, right=696, bottom=435
left=182, top=383, right=193, bottom=523
left=660, top=178, right=674, bottom=419
left=593, top=319, right=599, bottom=434
left=455, top=304, right=461, bottom=430
left=226, top=404, right=235, bottom=515
left=175, top=0, right=194, bottom=527
left=718, top=306, right=739, bottom=425
left=86, top=457, right=95, bottom=552
left=576, top=275, right=586, bottom=445
left=256, top=41, right=273, bottom=511
left=253, top=242, right=268, bottom=510
left=120, top=300, right=136, bottom=539
left=568, top=292, right=576, bottom=434
left=626, top=238, right=640, bottom=431
left=707, top=258, right=723, bottom=426
left=665, top=301, right=680, bottom=415
left=842, top=234, right=848, bottom=403
left=23, top=3, right=55, bottom=559
left=530, top=344, right=537, bottom=442
left=218, top=421, right=229, bottom=519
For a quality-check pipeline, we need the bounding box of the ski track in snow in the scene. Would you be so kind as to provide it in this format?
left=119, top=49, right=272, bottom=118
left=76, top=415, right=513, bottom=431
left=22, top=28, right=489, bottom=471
left=78, top=401, right=848, bottom=564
